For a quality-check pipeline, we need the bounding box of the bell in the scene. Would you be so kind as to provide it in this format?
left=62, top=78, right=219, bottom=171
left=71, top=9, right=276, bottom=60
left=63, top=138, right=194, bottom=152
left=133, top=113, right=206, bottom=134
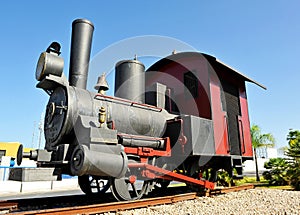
left=94, top=73, right=109, bottom=92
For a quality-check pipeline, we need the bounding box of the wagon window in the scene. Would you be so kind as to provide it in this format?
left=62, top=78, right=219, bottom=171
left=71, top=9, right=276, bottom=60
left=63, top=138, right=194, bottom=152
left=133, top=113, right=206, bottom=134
left=184, top=71, right=198, bottom=99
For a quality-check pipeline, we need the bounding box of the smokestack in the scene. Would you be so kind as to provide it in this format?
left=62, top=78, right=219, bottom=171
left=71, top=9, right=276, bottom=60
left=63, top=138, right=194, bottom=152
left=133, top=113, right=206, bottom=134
left=69, top=19, right=94, bottom=89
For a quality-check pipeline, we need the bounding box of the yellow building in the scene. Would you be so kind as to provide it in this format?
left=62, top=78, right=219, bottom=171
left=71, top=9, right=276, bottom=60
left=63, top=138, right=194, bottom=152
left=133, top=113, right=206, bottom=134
left=0, top=142, right=32, bottom=159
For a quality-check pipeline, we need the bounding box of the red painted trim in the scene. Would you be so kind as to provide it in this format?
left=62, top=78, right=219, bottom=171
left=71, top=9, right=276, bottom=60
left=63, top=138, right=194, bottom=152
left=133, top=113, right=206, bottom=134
left=128, top=163, right=215, bottom=190
left=224, top=115, right=230, bottom=153
left=124, top=137, right=171, bottom=157
left=238, top=85, right=253, bottom=157
left=238, top=116, right=246, bottom=154
left=95, top=94, right=162, bottom=111
left=210, top=81, right=230, bottom=155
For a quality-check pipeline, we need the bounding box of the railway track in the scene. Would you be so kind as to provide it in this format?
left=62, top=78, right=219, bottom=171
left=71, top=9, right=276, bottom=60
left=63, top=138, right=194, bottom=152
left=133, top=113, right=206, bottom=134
left=206, top=184, right=255, bottom=196
left=1, top=184, right=255, bottom=215
left=0, top=201, right=18, bottom=214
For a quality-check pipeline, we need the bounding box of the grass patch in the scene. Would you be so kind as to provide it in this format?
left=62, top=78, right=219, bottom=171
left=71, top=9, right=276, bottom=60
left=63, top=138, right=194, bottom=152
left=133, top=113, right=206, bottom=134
left=235, top=176, right=267, bottom=186
left=235, top=177, right=294, bottom=190
left=263, top=185, right=293, bottom=190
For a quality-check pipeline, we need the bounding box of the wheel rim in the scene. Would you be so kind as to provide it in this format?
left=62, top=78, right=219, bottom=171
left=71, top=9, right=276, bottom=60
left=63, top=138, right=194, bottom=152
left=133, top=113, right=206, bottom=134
left=110, top=177, right=149, bottom=201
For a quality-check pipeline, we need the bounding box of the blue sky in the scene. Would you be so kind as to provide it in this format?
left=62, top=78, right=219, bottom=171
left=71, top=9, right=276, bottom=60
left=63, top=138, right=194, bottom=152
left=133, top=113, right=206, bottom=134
left=0, top=1, right=299, bottom=149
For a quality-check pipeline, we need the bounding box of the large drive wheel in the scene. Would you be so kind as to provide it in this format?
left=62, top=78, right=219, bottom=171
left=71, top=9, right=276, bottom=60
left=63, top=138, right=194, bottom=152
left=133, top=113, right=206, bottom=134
left=110, top=157, right=152, bottom=201
left=110, top=177, right=149, bottom=201
left=78, top=175, right=110, bottom=195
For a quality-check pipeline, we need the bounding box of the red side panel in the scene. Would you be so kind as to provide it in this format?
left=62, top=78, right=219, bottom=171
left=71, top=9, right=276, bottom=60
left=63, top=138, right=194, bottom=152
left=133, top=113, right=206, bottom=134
left=146, top=56, right=211, bottom=119
left=210, top=78, right=229, bottom=155
left=238, top=85, right=253, bottom=157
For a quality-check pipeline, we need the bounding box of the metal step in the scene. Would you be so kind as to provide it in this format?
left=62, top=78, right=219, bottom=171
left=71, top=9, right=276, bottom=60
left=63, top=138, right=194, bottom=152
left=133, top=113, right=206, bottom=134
left=233, top=174, right=244, bottom=179
left=234, top=165, right=243, bottom=168
left=231, top=155, right=244, bottom=179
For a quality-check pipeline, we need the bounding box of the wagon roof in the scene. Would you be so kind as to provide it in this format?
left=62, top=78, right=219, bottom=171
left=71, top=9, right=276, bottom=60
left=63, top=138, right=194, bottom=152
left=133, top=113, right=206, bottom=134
left=146, top=52, right=266, bottom=90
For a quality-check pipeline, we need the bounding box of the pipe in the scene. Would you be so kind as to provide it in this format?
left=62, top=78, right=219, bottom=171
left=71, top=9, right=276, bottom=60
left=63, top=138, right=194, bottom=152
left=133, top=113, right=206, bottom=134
left=69, top=19, right=94, bottom=89
left=118, top=136, right=165, bottom=149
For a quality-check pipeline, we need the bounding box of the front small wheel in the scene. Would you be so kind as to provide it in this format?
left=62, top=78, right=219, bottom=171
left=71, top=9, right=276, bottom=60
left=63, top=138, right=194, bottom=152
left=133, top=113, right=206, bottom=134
left=78, top=175, right=110, bottom=195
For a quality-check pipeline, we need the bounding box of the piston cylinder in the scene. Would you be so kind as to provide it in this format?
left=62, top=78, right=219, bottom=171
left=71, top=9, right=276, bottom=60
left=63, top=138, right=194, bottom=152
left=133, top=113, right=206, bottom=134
left=70, top=145, right=128, bottom=178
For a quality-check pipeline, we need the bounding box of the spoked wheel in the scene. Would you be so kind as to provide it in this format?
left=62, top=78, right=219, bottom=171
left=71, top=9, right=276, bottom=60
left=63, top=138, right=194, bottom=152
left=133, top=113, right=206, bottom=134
left=78, top=175, right=110, bottom=195
left=110, top=177, right=149, bottom=201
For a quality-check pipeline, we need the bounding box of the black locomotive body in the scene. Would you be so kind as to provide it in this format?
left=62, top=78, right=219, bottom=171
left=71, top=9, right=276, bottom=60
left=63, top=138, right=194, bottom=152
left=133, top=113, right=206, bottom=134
left=23, top=19, right=264, bottom=200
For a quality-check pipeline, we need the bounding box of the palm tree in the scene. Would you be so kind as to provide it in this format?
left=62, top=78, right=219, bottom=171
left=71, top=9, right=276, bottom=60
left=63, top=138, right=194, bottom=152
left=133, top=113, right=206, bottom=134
left=285, top=129, right=300, bottom=190
left=286, top=130, right=300, bottom=158
left=250, top=124, right=275, bottom=181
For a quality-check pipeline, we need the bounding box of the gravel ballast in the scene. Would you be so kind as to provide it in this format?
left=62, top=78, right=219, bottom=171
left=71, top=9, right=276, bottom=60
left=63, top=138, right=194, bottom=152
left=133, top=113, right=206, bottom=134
left=115, top=188, right=300, bottom=215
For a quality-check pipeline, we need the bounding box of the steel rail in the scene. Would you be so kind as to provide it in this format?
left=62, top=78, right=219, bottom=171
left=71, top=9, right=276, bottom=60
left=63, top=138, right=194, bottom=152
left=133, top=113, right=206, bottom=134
left=0, top=201, right=18, bottom=213
left=11, top=192, right=197, bottom=215
left=206, top=184, right=255, bottom=196
left=8, top=184, right=255, bottom=215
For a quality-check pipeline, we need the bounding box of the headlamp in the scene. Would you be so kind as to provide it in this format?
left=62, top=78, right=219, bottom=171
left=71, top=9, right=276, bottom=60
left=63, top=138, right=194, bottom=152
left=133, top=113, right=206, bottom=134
left=36, top=43, right=64, bottom=81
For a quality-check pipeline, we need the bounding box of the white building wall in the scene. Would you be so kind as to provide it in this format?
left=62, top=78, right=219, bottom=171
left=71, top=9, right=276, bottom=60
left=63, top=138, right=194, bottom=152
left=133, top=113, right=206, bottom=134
left=243, top=147, right=278, bottom=175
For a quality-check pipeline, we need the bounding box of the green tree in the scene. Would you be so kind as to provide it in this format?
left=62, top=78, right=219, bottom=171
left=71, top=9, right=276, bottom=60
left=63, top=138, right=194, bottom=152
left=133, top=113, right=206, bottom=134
left=286, top=130, right=300, bottom=158
left=285, top=129, right=300, bottom=190
left=251, top=124, right=275, bottom=181
left=262, top=158, right=289, bottom=185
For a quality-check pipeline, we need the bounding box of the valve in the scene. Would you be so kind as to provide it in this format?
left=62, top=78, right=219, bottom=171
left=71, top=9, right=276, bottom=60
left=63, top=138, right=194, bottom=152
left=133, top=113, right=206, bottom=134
left=99, top=106, right=106, bottom=128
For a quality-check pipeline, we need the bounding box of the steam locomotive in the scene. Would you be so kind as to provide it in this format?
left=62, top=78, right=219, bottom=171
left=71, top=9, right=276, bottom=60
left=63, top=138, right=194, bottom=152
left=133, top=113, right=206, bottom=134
left=20, top=19, right=264, bottom=201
